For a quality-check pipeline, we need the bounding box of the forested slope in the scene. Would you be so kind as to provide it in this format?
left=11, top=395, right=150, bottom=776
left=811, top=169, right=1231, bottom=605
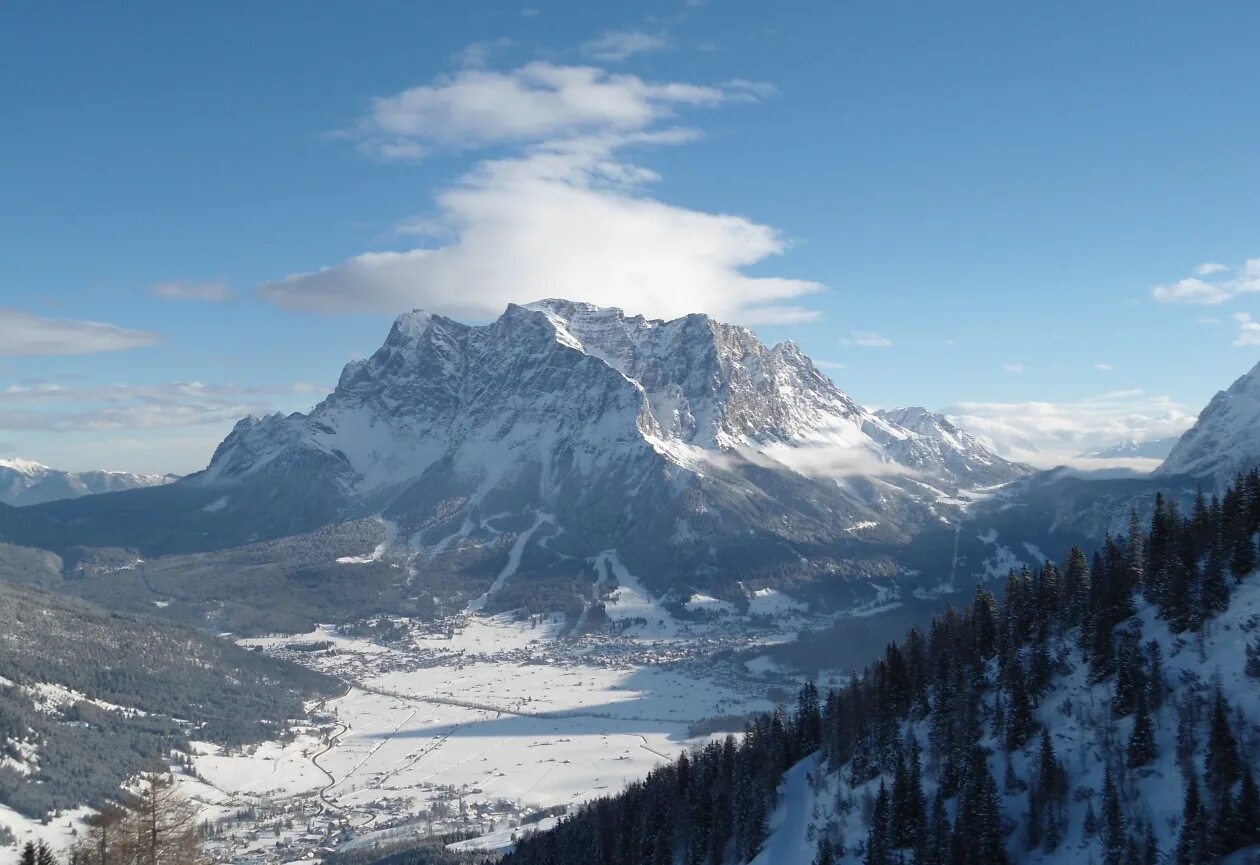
left=0, top=581, right=339, bottom=818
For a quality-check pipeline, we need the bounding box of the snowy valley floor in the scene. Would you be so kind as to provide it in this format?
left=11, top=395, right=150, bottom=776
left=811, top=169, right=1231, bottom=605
left=161, top=597, right=819, bottom=864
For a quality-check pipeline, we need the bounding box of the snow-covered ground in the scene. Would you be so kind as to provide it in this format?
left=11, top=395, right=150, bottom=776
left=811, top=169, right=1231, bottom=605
left=156, top=562, right=831, bottom=863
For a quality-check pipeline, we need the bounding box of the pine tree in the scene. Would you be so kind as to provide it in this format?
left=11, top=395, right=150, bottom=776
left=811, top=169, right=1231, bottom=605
left=797, top=681, right=823, bottom=752
left=1128, top=693, right=1157, bottom=769
left=1005, top=662, right=1036, bottom=751
left=19, top=843, right=36, bottom=865
left=1176, top=775, right=1206, bottom=865
left=1200, top=541, right=1230, bottom=622
left=1231, top=522, right=1257, bottom=581
left=906, top=737, right=927, bottom=855
left=1246, top=637, right=1260, bottom=679
left=1036, top=729, right=1065, bottom=851
left=1143, top=826, right=1160, bottom=865
left=1102, top=767, right=1126, bottom=865
left=813, top=836, right=835, bottom=865
left=866, top=781, right=891, bottom=865
left=1084, top=801, right=1098, bottom=838
left=955, top=747, right=1008, bottom=865
left=1146, top=640, right=1167, bottom=710
left=1064, top=546, right=1090, bottom=626
left=924, top=788, right=950, bottom=865
left=34, top=844, right=56, bottom=865
left=1234, top=763, right=1260, bottom=849
left=1025, top=785, right=1041, bottom=850
left=1206, top=688, right=1241, bottom=800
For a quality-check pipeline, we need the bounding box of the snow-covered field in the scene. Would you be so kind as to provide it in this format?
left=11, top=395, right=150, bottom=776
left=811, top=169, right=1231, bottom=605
left=164, top=570, right=827, bottom=862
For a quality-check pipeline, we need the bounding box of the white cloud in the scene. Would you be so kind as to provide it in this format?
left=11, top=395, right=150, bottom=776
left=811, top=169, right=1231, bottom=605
left=704, top=442, right=918, bottom=480
left=1003, top=363, right=1027, bottom=375
left=813, top=360, right=847, bottom=370
left=1152, top=277, right=1231, bottom=305
left=581, top=29, right=671, bottom=62
left=1152, top=258, right=1260, bottom=306
left=521, top=7, right=539, bottom=17
left=1233, top=312, right=1260, bottom=346
left=945, top=389, right=1196, bottom=470
left=452, top=37, right=513, bottom=69
left=347, top=62, right=752, bottom=160
left=261, top=65, right=815, bottom=325
left=151, top=279, right=235, bottom=302
left=1094, top=363, right=1113, bottom=371
left=0, top=309, right=162, bottom=356
left=840, top=330, right=892, bottom=348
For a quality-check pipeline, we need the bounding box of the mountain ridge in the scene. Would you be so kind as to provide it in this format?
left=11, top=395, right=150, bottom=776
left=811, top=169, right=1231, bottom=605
left=0, top=458, right=174, bottom=507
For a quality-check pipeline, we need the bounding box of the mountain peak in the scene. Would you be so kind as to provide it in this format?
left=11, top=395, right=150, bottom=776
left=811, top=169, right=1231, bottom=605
left=385, top=309, right=435, bottom=345
left=0, top=457, right=49, bottom=475
left=191, top=299, right=1025, bottom=593
left=1157, top=359, right=1260, bottom=485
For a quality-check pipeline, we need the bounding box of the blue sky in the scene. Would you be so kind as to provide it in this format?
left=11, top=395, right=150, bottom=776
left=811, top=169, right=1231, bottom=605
left=2, top=1, right=1259, bottom=473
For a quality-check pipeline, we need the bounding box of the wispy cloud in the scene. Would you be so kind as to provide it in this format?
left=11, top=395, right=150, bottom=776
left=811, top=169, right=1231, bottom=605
left=580, top=29, right=671, bottom=62
left=1003, top=363, right=1027, bottom=375
left=0, top=309, right=162, bottom=356
left=343, top=62, right=753, bottom=160
left=452, top=37, right=513, bottom=69
left=151, top=279, right=235, bottom=302
left=1233, top=312, right=1260, bottom=346
left=840, top=330, right=892, bottom=348
left=1094, top=363, right=1114, bottom=371
left=1152, top=258, right=1260, bottom=306
left=0, top=380, right=313, bottom=434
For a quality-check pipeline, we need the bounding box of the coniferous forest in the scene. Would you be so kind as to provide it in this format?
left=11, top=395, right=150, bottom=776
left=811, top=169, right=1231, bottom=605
left=498, top=471, right=1260, bottom=865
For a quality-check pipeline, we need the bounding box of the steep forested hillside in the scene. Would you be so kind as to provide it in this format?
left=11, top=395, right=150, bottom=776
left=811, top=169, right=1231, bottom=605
left=0, top=581, right=339, bottom=818
left=500, top=471, right=1260, bottom=865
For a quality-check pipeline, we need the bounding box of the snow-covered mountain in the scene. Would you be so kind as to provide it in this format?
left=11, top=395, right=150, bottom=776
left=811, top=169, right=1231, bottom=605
left=874, top=406, right=1030, bottom=488
left=194, top=300, right=1025, bottom=598
left=1081, top=436, right=1181, bottom=460
left=0, top=458, right=174, bottom=507
left=1157, top=358, right=1260, bottom=486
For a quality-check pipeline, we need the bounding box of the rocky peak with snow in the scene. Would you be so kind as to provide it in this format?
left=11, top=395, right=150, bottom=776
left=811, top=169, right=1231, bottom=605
left=1157, top=359, right=1260, bottom=486
left=204, top=301, right=1020, bottom=499
left=0, top=458, right=174, bottom=507
left=188, top=300, right=1026, bottom=596
left=875, top=406, right=1031, bottom=488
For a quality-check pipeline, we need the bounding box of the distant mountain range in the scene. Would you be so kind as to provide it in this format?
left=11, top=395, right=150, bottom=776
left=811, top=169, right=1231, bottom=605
left=0, top=458, right=175, bottom=507
left=1078, top=436, right=1182, bottom=461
